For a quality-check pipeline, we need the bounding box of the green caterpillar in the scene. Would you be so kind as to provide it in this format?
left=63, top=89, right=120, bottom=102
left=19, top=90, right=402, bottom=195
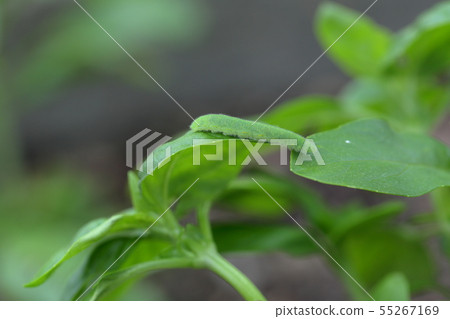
left=190, top=114, right=305, bottom=152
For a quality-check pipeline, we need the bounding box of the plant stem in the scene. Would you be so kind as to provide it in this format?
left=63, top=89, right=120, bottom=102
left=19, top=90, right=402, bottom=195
left=197, top=201, right=213, bottom=242
left=204, top=252, right=266, bottom=301
left=431, top=189, right=450, bottom=234
left=193, top=201, right=263, bottom=300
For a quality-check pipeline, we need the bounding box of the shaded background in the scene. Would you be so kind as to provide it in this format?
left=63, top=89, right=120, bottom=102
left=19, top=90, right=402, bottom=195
left=0, top=0, right=447, bottom=300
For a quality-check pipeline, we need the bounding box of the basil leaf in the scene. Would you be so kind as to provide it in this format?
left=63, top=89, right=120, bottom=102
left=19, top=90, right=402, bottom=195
left=340, top=77, right=450, bottom=133
left=315, top=2, right=392, bottom=76
left=372, top=272, right=410, bottom=301
left=26, top=210, right=157, bottom=287
left=65, top=238, right=139, bottom=300
left=139, top=113, right=306, bottom=217
left=340, top=226, right=435, bottom=295
left=329, top=201, right=405, bottom=242
left=86, top=258, right=196, bottom=300
left=217, top=171, right=331, bottom=228
left=262, top=95, right=350, bottom=134
left=128, top=171, right=155, bottom=214
left=213, top=223, right=318, bottom=256
left=291, top=119, right=450, bottom=196
left=67, top=237, right=174, bottom=300
left=139, top=131, right=249, bottom=217
left=385, top=2, right=450, bottom=75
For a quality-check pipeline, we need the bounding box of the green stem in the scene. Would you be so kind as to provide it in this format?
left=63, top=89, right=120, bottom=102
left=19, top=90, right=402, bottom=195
left=431, top=188, right=450, bottom=234
left=197, top=202, right=213, bottom=242
left=194, top=203, right=264, bottom=300
left=204, top=252, right=266, bottom=301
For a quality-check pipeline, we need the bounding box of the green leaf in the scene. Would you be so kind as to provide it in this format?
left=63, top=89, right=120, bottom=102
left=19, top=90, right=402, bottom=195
left=85, top=257, right=197, bottom=300
left=257, top=96, right=348, bottom=135
left=128, top=171, right=154, bottom=214
left=26, top=209, right=158, bottom=287
left=340, top=226, right=435, bottom=295
left=66, top=236, right=174, bottom=300
left=213, top=223, right=318, bottom=256
left=372, top=272, right=410, bottom=301
left=384, top=2, right=450, bottom=75
left=340, top=77, right=450, bottom=133
left=139, top=113, right=307, bottom=217
left=291, top=118, right=450, bottom=196
left=139, top=131, right=250, bottom=217
left=315, top=2, right=392, bottom=76
left=328, top=201, right=405, bottom=242
left=216, top=176, right=293, bottom=217
left=217, top=170, right=331, bottom=227
left=65, top=238, right=139, bottom=300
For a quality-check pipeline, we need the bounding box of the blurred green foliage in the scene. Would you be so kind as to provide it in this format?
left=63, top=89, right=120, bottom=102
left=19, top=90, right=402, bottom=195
left=13, top=0, right=209, bottom=103
left=0, top=168, right=112, bottom=300
left=0, top=0, right=209, bottom=300
left=6, top=0, right=450, bottom=301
